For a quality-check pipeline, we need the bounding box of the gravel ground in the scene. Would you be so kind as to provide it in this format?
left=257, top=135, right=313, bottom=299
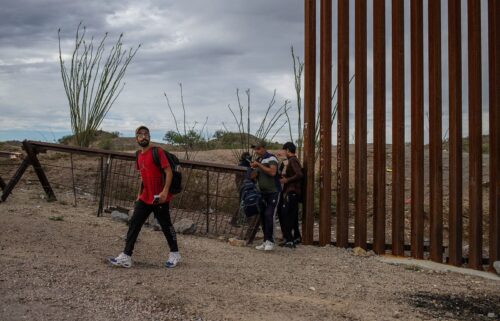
left=0, top=184, right=499, bottom=321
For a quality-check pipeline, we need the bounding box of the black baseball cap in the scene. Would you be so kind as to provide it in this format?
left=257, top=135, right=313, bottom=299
left=250, top=141, right=267, bottom=149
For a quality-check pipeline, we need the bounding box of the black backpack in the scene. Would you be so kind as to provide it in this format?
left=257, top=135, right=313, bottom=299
left=136, top=147, right=183, bottom=194
left=239, top=176, right=262, bottom=217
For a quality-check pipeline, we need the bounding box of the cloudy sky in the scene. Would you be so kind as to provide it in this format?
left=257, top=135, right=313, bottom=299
left=0, top=0, right=491, bottom=143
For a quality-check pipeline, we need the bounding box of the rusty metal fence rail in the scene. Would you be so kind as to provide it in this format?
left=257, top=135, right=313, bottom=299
left=0, top=141, right=255, bottom=242
left=0, top=151, right=23, bottom=191
left=302, top=0, right=499, bottom=271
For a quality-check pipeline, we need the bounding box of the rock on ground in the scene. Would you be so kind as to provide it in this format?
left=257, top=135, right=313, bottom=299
left=228, top=237, right=246, bottom=247
left=173, top=218, right=197, bottom=234
left=494, top=261, right=500, bottom=275
left=111, top=210, right=129, bottom=223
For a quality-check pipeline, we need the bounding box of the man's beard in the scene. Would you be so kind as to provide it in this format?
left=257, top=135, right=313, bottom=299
left=138, top=139, right=150, bottom=147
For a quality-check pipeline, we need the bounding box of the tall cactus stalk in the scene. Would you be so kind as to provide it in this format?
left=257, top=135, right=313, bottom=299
left=58, top=23, right=140, bottom=147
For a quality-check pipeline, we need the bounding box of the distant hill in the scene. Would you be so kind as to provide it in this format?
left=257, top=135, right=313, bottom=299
left=55, top=130, right=283, bottom=152
left=207, top=132, right=282, bottom=150
left=57, top=130, right=173, bottom=151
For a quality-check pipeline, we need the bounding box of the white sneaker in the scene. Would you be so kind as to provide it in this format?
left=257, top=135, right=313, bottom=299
left=108, top=252, right=132, bottom=268
left=264, top=241, right=275, bottom=251
left=255, top=242, right=266, bottom=250
left=256, top=241, right=274, bottom=251
left=165, top=252, right=181, bottom=268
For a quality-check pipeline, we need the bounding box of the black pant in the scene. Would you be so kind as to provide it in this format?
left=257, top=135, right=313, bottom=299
left=278, top=192, right=301, bottom=242
left=124, top=200, right=178, bottom=256
left=260, top=192, right=279, bottom=243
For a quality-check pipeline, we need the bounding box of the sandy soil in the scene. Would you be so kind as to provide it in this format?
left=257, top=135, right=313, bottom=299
left=1, top=181, right=499, bottom=321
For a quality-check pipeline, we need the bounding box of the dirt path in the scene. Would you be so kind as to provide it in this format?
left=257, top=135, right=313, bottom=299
left=0, top=184, right=499, bottom=321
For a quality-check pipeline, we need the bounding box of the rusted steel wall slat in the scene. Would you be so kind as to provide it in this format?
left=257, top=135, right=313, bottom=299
left=373, top=0, right=386, bottom=254
left=428, top=0, right=443, bottom=263
left=302, top=0, right=317, bottom=245
left=355, top=0, right=367, bottom=249
left=337, top=0, right=350, bottom=248
left=410, top=0, right=425, bottom=259
left=319, top=0, right=332, bottom=246
left=488, top=0, right=500, bottom=272
left=391, top=0, right=405, bottom=256
left=448, top=0, right=463, bottom=267
left=467, top=0, right=483, bottom=270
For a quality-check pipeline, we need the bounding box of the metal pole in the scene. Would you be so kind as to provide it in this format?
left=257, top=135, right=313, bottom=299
left=70, top=153, right=77, bottom=207
left=391, top=0, right=405, bottom=256
left=448, top=0, right=463, bottom=266
left=428, top=0, right=443, bottom=263
left=0, top=176, right=6, bottom=191
left=319, top=0, right=332, bottom=246
left=373, top=0, right=386, bottom=254
left=488, top=0, right=500, bottom=272
left=206, top=170, right=210, bottom=234
left=410, top=0, right=424, bottom=259
left=354, top=0, right=367, bottom=249
left=22, top=140, right=57, bottom=202
left=467, top=0, right=483, bottom=270
left=97, top=155, right=111, bottom=217
left=337, top=0, right=349, bottom=248
left=302, top=0, right=316, bottom=245
left=0, top=158, right=30, bottom=202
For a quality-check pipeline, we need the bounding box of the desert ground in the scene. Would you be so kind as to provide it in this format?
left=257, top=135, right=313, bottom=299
left=1, top=175, right=499, bottom=320
left=0, top=141, right=498, bottom=320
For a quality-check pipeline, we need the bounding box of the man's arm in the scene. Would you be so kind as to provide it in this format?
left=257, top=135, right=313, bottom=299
left=283, top=158, right=303, bottom=184
left=251, top=162, right=277, bottom=176
left=137, top=182, right=143, bottom=201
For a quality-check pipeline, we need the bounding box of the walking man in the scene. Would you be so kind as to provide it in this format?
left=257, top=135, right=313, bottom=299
left=250, top=141, right=281, bottom=251
left=109, top=125, right=181, bottom=268
left=278, top=142, right=303, bottom=248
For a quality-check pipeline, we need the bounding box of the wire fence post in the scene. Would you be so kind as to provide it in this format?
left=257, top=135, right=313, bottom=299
left=70, top=153, right=77, bottom=207
left=206, top=169, right=210, bottom=234
left=98, top=155, right=111, bottom=217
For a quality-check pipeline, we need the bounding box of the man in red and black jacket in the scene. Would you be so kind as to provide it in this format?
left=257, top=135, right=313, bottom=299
left=278, top=142, right=303, bottom=248
left=109, top=126, right=180, bottom=268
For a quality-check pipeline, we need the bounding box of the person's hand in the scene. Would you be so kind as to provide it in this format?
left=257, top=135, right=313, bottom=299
left=280, top=177, right=287, bottom=185
left=250, top=161, right=259, bottom=169
left=158, top=191, right=169, bottom=203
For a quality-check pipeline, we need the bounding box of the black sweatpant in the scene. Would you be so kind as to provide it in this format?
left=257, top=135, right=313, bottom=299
left=260, top=192, right=279, bottom=243
left=278, top=192, right=301, bottom=242
left=124, top=200, right=178, bottom=256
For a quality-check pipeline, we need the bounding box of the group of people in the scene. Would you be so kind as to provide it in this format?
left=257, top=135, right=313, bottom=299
left=108, top=125, right=303, bottom=269
left=248, top=141, right=303, bottom=251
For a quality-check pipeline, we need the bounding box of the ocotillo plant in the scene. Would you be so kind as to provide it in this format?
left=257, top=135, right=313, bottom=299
left=286, top=44, right=355, bottom=163
left=289, top=46, right=304, bottom=160
left=164, top=83, right=208, bottom=160
left=58, top=23, right=140, bottom=147
left=222, top=89, right=290, bottom=163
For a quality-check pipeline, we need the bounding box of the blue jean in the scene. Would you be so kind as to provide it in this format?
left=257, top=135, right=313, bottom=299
left=260, top=192, right=279, bottom=242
